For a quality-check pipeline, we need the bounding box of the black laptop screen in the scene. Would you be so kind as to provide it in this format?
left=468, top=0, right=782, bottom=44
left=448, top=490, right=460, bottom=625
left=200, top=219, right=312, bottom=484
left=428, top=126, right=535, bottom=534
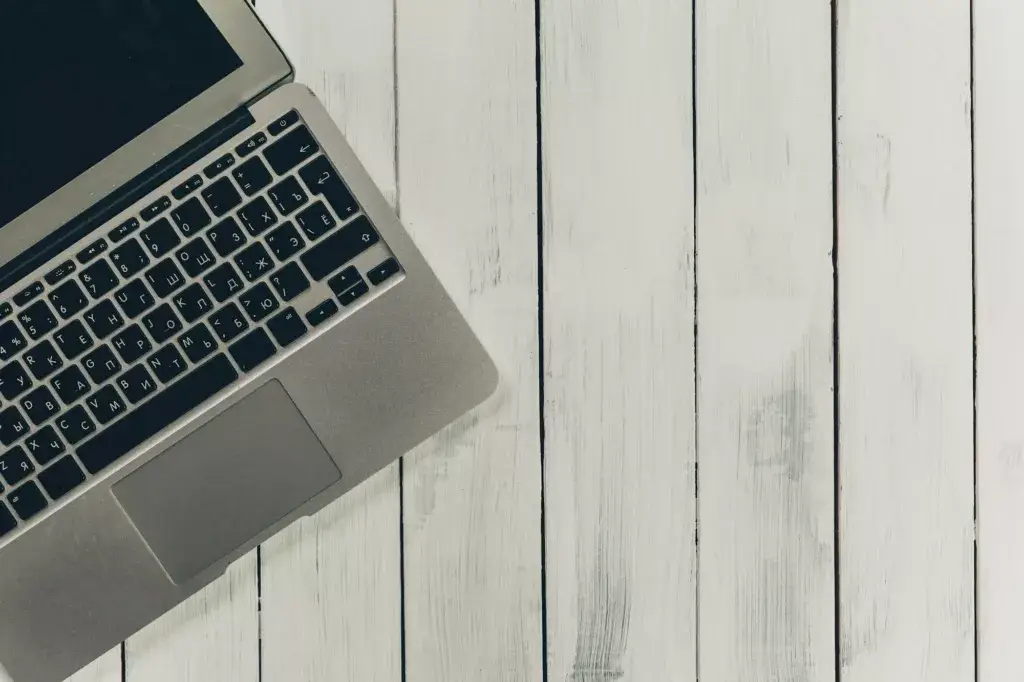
left=0, top=0, right=243, bottom=230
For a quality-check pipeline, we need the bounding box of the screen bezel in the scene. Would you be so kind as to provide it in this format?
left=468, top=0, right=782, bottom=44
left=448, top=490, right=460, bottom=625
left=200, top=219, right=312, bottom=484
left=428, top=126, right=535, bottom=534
left=0, top=0, right=292, bottom=271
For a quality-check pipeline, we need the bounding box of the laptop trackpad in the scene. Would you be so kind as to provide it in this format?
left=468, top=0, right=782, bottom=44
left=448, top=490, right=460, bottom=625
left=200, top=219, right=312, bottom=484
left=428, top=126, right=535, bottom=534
left=113, top=380, right=341, bottom=585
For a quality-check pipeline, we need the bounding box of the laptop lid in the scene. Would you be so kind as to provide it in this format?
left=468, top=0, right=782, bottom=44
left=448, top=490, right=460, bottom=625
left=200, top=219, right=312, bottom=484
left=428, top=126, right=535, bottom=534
left=0, top=0, right=291, bottom=275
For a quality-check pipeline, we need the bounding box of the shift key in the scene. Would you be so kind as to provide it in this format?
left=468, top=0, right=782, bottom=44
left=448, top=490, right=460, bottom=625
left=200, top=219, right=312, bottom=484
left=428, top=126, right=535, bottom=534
left=300, top=216, right=380, bottom=281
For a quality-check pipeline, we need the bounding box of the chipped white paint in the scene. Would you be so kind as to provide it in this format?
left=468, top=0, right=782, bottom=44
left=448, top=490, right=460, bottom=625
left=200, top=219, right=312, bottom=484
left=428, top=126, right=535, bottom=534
left=695, top=0, right=835, bottom=679
left=395, top=0, right=544, bottom=680
left=255, top=1, right=404, bottom=680
left=976, top=2, right=1024, bottom=680
left=836, top=0, right=975, bottom=680
left=540, top=0, right=697, bottom=680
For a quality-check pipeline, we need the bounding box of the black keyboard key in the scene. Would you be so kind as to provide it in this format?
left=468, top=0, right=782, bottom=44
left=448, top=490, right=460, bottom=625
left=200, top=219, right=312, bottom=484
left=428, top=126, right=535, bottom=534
left=207, top=217, right=248, bottom=257
left=20, top=386, right=60, bottom=426
left=48, top=280, right=89, bottom=319
left=368, top=258, right=401, bottom=285
left=267, top=308, right=307, bottom=347
left=0, top=407, right=29, bottom=446
left=0, top=322, right=27, bottom=361
left=79, top=355, right=237, bottom=475
left=175, top=237, right=217, bottom=277
left=327, top=267, right=363, bottom=296
left=81, top=347, right=121, bottom=385
left=143, top=304, right=183, bottom=344
left=0, top=447, right=34, bottom=486
left=239, top=283, right=280, bottom=323
left=109, top=217, right=141, bottom=243
left=229, top=328, right=276, bottom=372
left=12, top=282, right=44, bottom=307
left=0, top=302, right=11, bottom=320
left=238, top=196, right=279, bottom=236
left=209, top=303, right=249, bottom=343
left=234, top=243, right=275, bottom=282
left=140, top=218, right=181, bottom=258
left=51, top=366, right=91, bottom=405
left=301, top=216, right=380, bottom=281
left=83, top=300, right=125, bottom=339
left=79, top=260, right=120, bottom=299
left=338, top=280, right=370, bottom=307
left=112, top=325, right=152, bottom=365
left=25, top=426, right=66, bottom=466
left=0, top=503, right=15, bottom=537
left=18, top=300, right=58, bottom=340
left=179, top=324, right=218, bottom=364
left=110, top=239, right=151, bottom=278
left=85, top=385, right=129, bottom=425
left=173, top=283, right=214, bottom=324
left=268, top=110, right=300, bottom=136
left=268, top=177, right=309, bottom=216
left=204, top=262, right=246, bottom=303
left=53, top=320, right=94, bottom=360
left=56, top=406, right=95, bottom=445
left=306, top=299, right=339, bottom=327
left=140, top=196, right=172, bottom=221
left=295, top=201, right=337, bottom=240
left=38, top=456, right=86, bottom=501
left=265, top=126, right=320, bottom=175
left=201, top=177, right=242, bottom=217
left=170, top=197, right=212, bottom=237
left=117, top=365, right=158, bottom=404
left=269, top=262, right=311, bottom=302
left=203, top=153, right=235, bottom=179
left=172, top=174, right=204, bottom=201
left=299, top=156, right=360, bottom=221
left=233, top=156, right=273, bottom=197
left=0, top=362, right=31, bottom=401
left=266, top=222, right=306, bottom=262
left=114, top=279, right=156, bottom=319
left=145, top=259, right=187, bottom=298
left=23, top=341, right=63, bottom=380
left=77, top=354, right=240, bottom=475
left=44, top=260, right=77, bottom=286
left=148, top=345, right=188, bottom=384
left=76, top=239, right=108, bottom=264
left=236, top=131, right=269, bottom=158
left=8, top=482, right=46, bottom=521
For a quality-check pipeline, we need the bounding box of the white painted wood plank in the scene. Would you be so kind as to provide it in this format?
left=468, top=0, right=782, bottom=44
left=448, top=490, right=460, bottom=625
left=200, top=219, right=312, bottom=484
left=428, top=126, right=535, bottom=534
left=65, top=649, right=121, bottom=682
left=125, top=557, right=258, bottom=682
left=396, top=0, right=543, bottom=679
left=540, top=1, right=697, bottom=680
left=695, top=0, right=835, bottom=679
left=975, top=2, right=1024, bottom=680
left=836, top=1, right=974, bottom=680
left=254, top=1, right=404, bottom=680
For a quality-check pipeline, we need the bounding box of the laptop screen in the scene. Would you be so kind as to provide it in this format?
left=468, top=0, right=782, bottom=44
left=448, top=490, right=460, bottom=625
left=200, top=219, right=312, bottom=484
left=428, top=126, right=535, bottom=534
left=0, top=0, right=244, bottom=231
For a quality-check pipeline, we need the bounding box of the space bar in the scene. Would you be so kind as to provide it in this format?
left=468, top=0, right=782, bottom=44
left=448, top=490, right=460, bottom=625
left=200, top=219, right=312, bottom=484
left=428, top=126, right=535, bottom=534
left=77, top=355, right=239, bottom=475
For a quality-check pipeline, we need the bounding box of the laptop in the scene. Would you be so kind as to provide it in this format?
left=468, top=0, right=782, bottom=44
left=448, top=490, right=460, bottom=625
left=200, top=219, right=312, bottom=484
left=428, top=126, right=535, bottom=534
left=0, top=2, right=497, bottom=681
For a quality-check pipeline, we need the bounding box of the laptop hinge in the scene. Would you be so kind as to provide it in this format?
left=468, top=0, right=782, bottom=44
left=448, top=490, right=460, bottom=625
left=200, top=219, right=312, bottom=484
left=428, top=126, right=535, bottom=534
left=0, top=106, right=256, bottom=294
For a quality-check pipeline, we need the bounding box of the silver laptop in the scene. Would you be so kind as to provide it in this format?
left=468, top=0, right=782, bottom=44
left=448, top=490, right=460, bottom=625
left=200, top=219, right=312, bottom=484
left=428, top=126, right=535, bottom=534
left=0, top=3, right=497, bottom=681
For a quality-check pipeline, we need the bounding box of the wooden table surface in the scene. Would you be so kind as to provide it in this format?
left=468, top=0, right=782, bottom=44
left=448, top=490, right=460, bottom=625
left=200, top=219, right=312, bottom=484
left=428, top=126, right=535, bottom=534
left=64, top=0, right=1021, bottom=680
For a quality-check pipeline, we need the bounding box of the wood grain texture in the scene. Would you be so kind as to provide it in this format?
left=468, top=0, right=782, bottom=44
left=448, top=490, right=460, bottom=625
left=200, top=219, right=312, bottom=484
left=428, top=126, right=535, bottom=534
left=836, top=1, right=975, bottom=680
left=976, top=2, right=1024, bottom=679
left=540, top=1, right=697, bottom=680
left=255, top=1, right=404, bottom=680
left=124, top=557, right=258, bottom=682
left=395, top=0, right=544, bottom=680
left=695, top=0, right=835, bottom=679
left=65, top=649, right=121, bottom=682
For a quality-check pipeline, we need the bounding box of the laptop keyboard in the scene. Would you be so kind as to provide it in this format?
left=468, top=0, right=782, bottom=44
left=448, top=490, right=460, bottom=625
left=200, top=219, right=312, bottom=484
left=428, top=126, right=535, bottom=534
left=0, top=111, right=403, bottom=539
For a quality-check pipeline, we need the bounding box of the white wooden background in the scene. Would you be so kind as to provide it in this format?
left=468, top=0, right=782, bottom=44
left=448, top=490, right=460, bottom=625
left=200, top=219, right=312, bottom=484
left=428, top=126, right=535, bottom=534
left=64, top=0, right=1024, bottom=679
